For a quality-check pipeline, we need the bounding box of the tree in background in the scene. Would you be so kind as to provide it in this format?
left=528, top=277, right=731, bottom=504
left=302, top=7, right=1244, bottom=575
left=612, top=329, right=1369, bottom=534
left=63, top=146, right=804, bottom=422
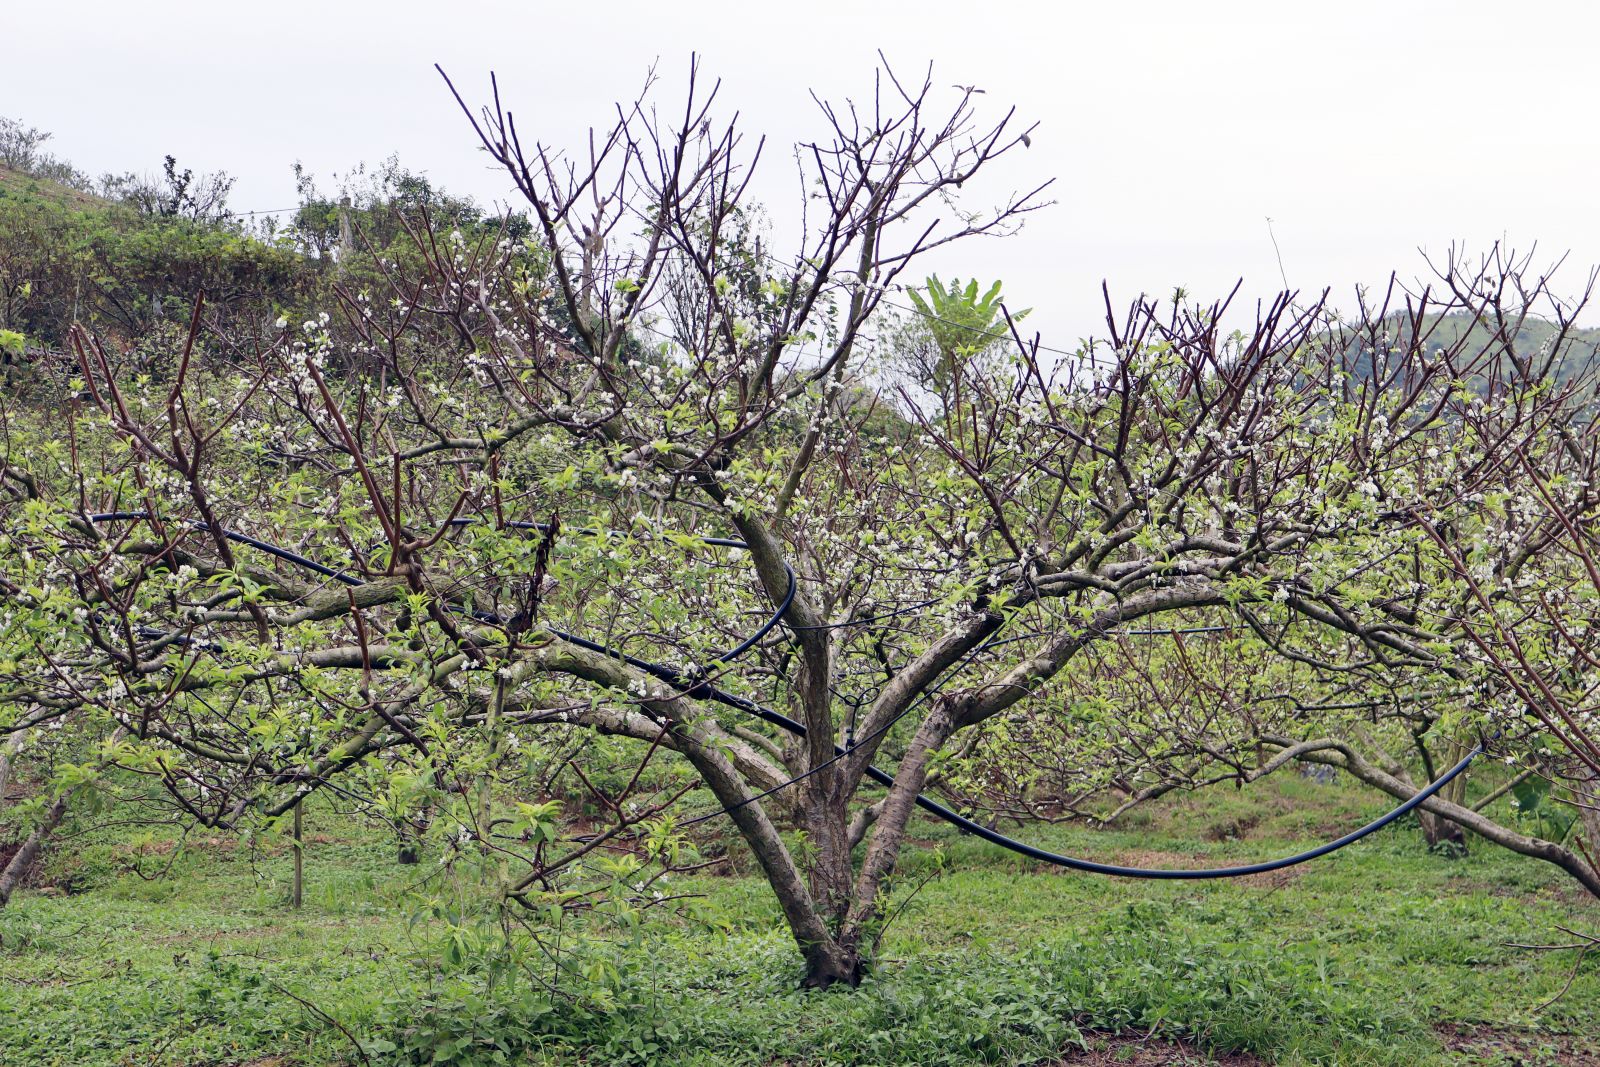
left=0, top=117, right=92, bottom=190
left=902, top=274, right=1028, bottom=395
left=101, top=155, right=237, bottom=224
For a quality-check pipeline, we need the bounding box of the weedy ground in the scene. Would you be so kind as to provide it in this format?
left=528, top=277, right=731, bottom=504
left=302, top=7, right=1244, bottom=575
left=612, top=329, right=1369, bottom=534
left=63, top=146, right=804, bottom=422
left=1, top=773, right=1595, bottom=1066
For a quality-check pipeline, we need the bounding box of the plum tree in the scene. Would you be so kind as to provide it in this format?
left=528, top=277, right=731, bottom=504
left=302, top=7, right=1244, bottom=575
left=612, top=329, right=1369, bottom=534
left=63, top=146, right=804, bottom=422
left=3, top=61, right=1598, bottom=989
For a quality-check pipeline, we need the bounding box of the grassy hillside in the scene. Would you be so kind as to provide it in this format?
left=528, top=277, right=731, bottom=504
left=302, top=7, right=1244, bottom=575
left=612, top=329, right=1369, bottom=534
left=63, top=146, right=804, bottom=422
left=0, top=162, right=110, bottom=209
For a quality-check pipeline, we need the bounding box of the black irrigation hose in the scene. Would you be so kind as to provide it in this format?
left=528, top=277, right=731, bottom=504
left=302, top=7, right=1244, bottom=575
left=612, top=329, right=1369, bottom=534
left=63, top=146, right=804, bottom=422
left=83, top=510, right=1487, bottom=879
left=901, top=747, right=1482, bottom=879
left=670, top=667, right=1485, bottom=878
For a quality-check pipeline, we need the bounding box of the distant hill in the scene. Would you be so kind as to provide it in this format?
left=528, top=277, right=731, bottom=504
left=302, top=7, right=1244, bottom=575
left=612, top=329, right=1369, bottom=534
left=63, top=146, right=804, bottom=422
left=1336, top=310, right=1600, bottom=397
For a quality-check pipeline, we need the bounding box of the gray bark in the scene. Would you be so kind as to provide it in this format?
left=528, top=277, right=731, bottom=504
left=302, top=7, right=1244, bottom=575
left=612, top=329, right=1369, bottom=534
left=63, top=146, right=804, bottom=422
left=0, top=790, right=68, bottom=907
left=538, top=637, right=854, bottom=986
left=1262, top=734, right=1600, bottom=899
left=0, top=727, right=125, bottom=909
left=1576, top=763, right=1600, bottom=869
left=1414, top=737, right=1470, bottom=854
left=839, top=702, right=956, bottom=957
left=291, top=800, right=304, bottom=908
left=0, top=730, right=23, bottom=810
left=847, top=797, right=887, bottom=850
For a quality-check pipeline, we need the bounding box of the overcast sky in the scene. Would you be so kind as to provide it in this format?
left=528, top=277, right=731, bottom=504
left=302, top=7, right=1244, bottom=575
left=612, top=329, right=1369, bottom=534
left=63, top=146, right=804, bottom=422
left=7, top=0, right=1598, bottom=343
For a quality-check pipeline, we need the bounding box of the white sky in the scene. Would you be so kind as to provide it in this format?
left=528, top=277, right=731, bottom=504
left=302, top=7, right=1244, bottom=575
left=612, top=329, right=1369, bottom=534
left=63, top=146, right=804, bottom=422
left=6, top=0, right=1599, bottom=343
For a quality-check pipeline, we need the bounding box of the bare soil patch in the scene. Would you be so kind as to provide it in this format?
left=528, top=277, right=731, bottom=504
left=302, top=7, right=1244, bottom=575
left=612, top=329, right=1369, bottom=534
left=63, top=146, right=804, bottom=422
left=1204, top=813, right=1262, bottom=842
left=1046, top=1029, right=1267, bottom=1065
left=1062, top=848, right=1306, bottom=890
left=1436, top=1022, right=1600, bottom=1065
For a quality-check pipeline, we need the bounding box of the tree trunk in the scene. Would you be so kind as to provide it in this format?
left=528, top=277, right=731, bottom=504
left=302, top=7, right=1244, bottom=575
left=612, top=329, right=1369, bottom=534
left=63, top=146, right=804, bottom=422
left=0, top=727, right=125, bottom=909
left=791, top=624, right=854, bottom=928
left=836, top=704, right=958, bottom=968
left=847, top=798, right=886, bottom=850
left=535, top=639, right=854, bottom=985
left=1266, top=735, right=1600, bottom=899
left=1576, top=763, right=1600, bottom=869
left=397, top=804, right=430, bottom=864
left=802, top=941, right=864, bottom=989
left=1402, top=734, right=1469, bottom=854
left=1419, top=809, right=1468, bottom=853
left=0, top=791, right=68, bottom=907
left=667, top=710, right=851, bottom=986
left=0, top=730, right=23, bottom=811
left=803, top=784, right=853, bottom=927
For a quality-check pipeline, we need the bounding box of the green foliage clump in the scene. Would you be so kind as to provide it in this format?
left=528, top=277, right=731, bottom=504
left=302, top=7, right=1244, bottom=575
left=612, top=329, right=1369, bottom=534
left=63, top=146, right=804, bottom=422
left=0, top=178, right=311, bottom=352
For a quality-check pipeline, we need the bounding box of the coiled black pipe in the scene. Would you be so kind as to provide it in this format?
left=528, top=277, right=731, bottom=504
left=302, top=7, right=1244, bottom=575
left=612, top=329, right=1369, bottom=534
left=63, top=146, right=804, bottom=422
left=83, top=511, right=1484, bottom=878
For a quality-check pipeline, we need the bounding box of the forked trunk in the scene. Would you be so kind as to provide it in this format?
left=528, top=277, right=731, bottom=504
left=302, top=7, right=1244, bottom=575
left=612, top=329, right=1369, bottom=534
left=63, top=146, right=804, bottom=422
left=1414, top=739, right=1463, bottom=852
left=1419, top=809, right=1468, bottom=854
left=0, top=728, right=121, bottom=909
left=1278, top=737, right=1600, bottom=899
left=802, top=940, right=864, bottom=989
left=803, top=791, right=855, bottom=926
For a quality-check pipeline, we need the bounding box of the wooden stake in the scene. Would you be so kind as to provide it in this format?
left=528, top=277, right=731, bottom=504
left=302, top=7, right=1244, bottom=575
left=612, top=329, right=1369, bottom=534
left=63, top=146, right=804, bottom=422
left=291, top=800, right=304, bottom=909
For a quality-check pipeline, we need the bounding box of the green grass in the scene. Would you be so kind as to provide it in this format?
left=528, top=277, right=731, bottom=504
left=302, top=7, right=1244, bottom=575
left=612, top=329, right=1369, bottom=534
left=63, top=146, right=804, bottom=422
left=1, top=774, right=1596, bottom=1066
left=0, top=162, right=109, bottom=209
